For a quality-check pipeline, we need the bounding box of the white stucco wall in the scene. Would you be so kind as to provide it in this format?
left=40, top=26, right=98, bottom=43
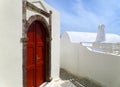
left=60, top=33, right=120, bottom=87
left=0, top=0, right=22, bottom=87
left=78, top=45, right=120, bottom=87
left=60, top=32, right=79, bottom=75
left=27, top=0, right=60, bottom=79
left=50, top=11, right=60, bottom=79
left=0, top=0, right=60, bottom=87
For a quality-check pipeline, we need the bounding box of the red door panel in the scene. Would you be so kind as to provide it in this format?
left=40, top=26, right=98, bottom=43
left=27, top=21, right=46, bottom=87
left=27, top=22, right=35, bottom=87
left=36, top=21, right=46, bottom=86
left=36, top=46, right=45, bottom=87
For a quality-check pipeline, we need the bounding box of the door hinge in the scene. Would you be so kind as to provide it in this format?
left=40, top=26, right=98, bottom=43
left=20, top=37, right=28, bottom=43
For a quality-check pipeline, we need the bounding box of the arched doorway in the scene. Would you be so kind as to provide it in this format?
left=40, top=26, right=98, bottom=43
left=26, top=21, right=46, bottom=87
left=22, top=15, right=51, bottom=87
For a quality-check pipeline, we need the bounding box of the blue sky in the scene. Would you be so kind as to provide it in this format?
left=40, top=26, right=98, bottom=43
left=45, top=0, right=120, bottom=35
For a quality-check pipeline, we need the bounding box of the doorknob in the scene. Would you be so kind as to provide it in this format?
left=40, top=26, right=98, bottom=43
left=36, top=55, right=40, bottom=62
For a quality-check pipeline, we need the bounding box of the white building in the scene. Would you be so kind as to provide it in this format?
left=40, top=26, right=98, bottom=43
left=60, top=25, right=120, bottom=87
left=0, top=0, right=60, bottom=87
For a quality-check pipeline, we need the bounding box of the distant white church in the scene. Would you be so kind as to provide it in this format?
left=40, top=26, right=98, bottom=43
left=60, top=24, right=120, bottom=87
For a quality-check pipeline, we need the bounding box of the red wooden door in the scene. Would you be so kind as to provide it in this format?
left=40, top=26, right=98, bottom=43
left=26, top=21, right=46, bottom=87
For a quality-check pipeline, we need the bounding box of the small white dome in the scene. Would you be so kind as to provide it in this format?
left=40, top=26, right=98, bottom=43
left=61, top=31, right=120, bottom=43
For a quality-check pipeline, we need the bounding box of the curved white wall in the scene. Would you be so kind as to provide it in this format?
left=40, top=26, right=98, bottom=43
left=60, top=33, right=120, bottom=87
left=60, top=33, right=78, bottom=75
left=78, top=45, right=120, bottom=87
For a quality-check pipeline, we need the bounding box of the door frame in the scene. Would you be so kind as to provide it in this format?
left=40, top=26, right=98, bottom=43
left=22, top=15, right=52, bottom=87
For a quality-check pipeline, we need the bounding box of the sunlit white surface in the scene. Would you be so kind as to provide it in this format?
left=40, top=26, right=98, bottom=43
left=64, top=31, right=120, bottom=43
left=60, top=31, right=120, bottom=87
